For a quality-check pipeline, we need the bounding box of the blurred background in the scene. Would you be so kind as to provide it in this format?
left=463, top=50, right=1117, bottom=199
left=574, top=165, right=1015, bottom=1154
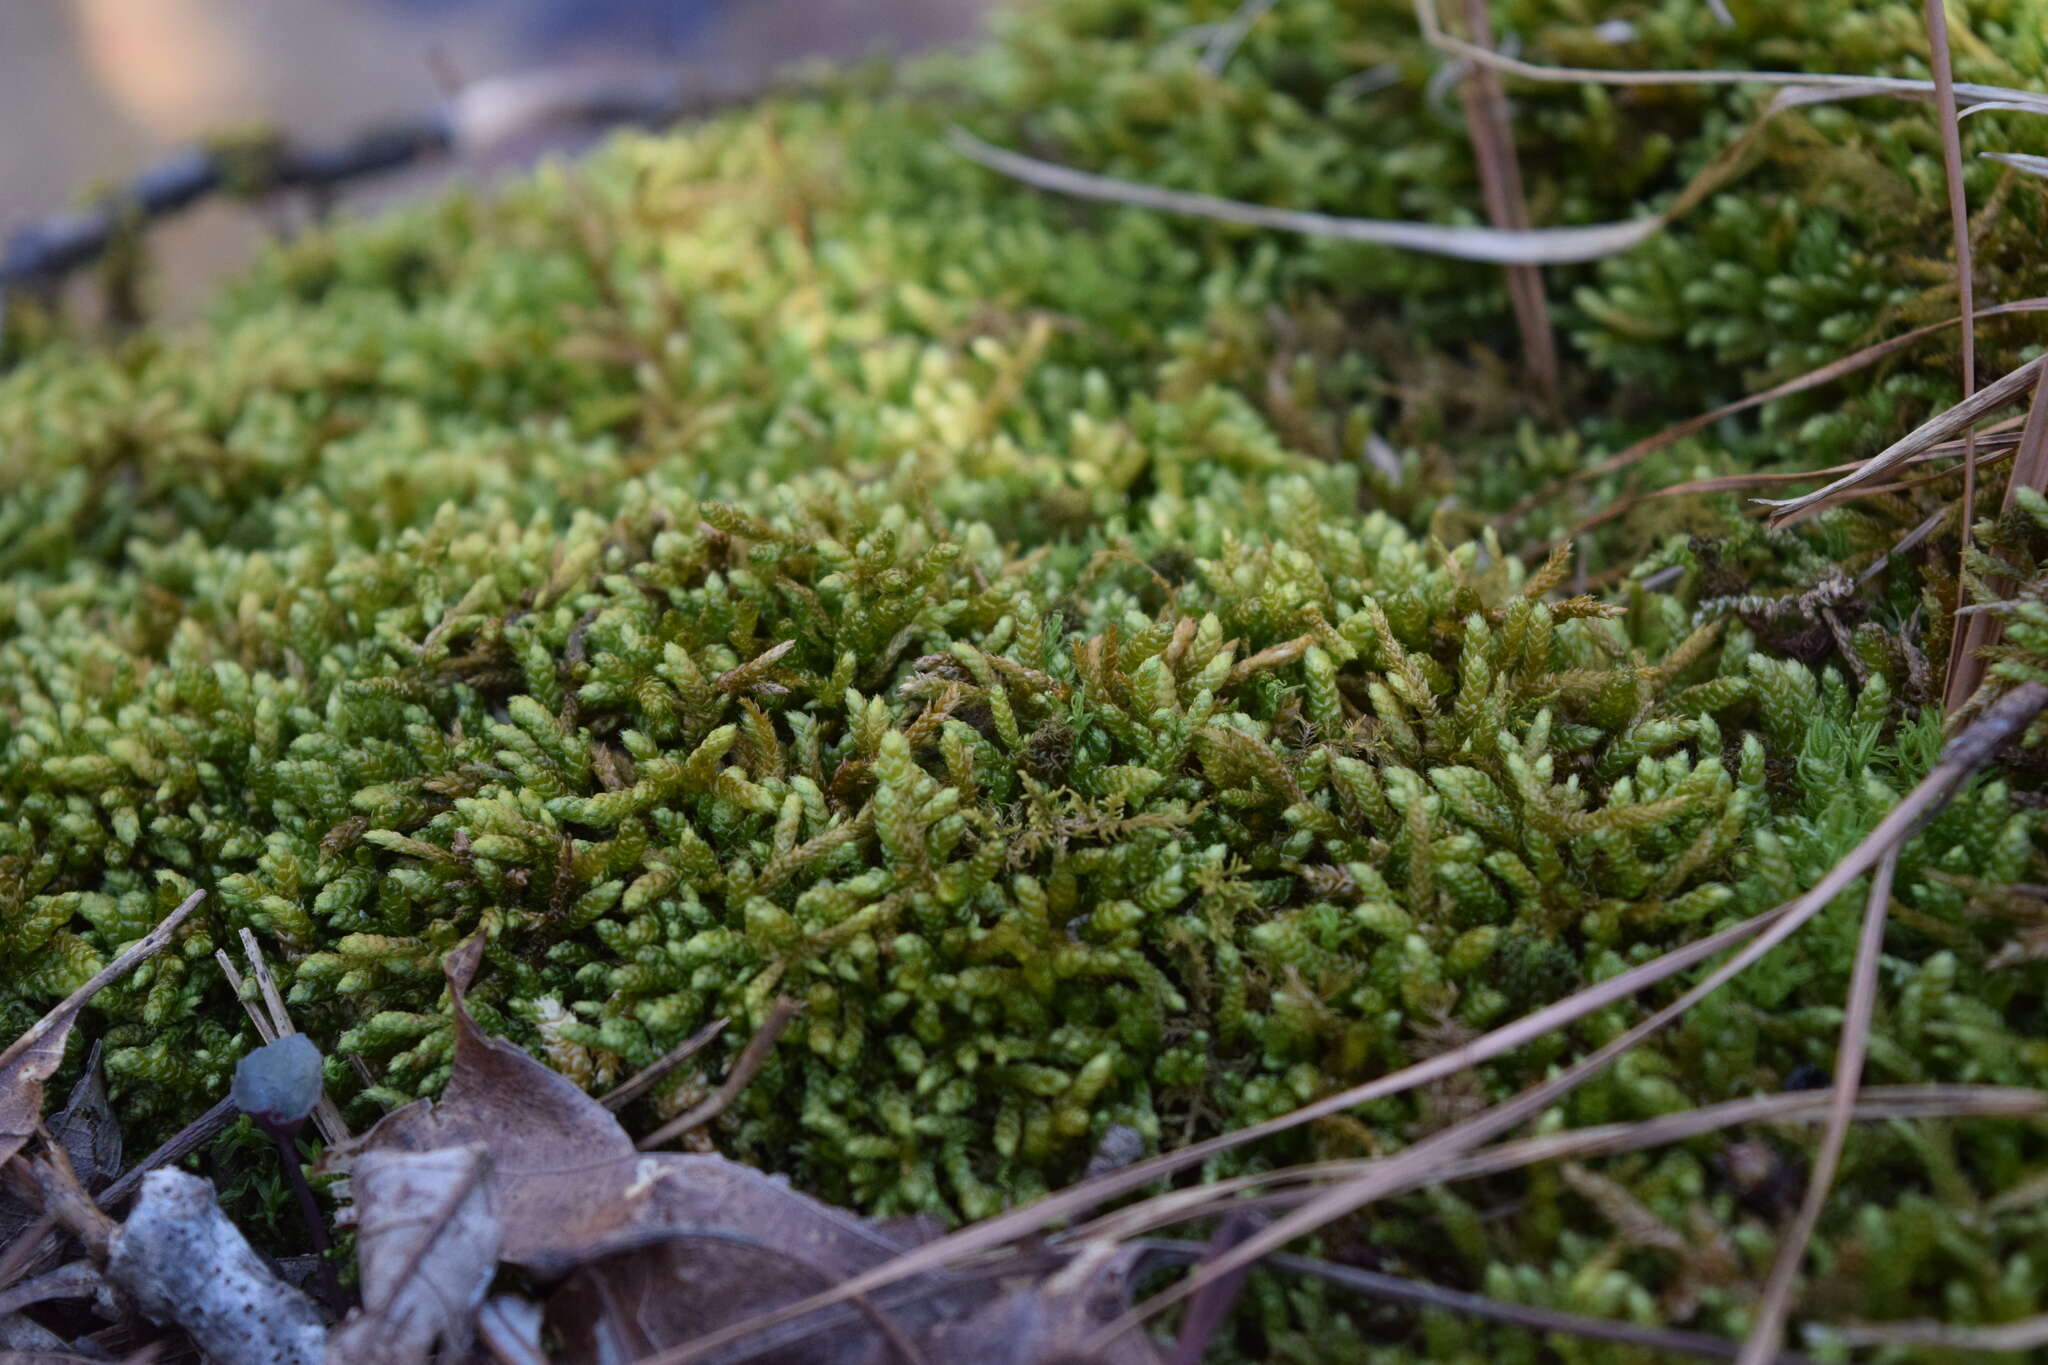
left=0, top=0, right=990, bottom=317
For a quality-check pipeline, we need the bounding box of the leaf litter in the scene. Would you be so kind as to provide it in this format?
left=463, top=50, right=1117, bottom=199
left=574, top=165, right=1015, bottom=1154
left=4, top=925, right=1165, bottom=1362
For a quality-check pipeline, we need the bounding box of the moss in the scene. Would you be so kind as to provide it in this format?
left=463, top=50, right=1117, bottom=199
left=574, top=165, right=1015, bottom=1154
left=6, top=0, right=2048, bottom=1357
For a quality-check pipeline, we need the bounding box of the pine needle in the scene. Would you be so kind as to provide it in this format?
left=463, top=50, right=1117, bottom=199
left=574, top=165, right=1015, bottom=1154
left=1737, top=848, right=1898, bottom=1364
left=1929, top=0, right=1984, bottom=714
left=1450, top=0, right=1559, bottom=406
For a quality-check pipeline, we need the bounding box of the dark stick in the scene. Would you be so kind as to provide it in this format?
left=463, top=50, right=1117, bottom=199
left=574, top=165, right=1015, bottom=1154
left=97, top=1096, right=238, bottom=1211
left=599, top=1016, right=728, bottom=1112
left=637, top=998, right=801, bottom=1150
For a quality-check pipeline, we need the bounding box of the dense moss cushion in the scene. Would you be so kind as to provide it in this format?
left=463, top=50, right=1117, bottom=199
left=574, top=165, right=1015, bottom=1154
left=6, top=0, right=2048, bottom=1352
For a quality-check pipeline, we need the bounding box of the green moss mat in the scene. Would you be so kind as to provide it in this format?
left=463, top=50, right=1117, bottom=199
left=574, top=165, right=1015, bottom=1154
left=6, top=0, right=2048, bottom=1355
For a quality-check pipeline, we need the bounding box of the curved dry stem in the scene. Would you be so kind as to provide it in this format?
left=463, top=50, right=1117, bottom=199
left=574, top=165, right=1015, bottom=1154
left=947, top=110, right=1766, bottom=266
left=1760, top=355, right=2048, bottom=522
left=1825, top=1313, right=2048, bottom=1352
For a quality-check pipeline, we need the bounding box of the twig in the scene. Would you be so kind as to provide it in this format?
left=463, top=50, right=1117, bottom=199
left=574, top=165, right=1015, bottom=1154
left=600, top=1016, right=728, bottom=1112
left=0, top=891, right=203, bottom=1080
left=1138, top=1241, right=1813, bottom=1363
left=637, top=998, right=801, bottom=1150
left=1738, top=847, right=1897, bottom=1365
left=236, top=929, right=293, bottom=1037
left=1929, top=0, right=1983, bottom=714
left=1449, top=0, right=1559, bottom=406
left=98, top=1096, right=239, bottom=1210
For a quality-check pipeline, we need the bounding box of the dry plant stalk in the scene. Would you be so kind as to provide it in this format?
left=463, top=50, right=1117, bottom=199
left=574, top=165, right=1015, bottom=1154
left=1827, top=1312, right=2048, bottom=1352
left=1073, top=1083, right=2045, bottom=1243
left=1929, top=0, right=1984, bottom=714
left=599, top=1016, right=728, bottom=1113
left=1449, top=0, right=1558, bottom=407
left=1761, top=355, right=2048, bottom=522
left=1141, top=1240, right=1809, bottom=1364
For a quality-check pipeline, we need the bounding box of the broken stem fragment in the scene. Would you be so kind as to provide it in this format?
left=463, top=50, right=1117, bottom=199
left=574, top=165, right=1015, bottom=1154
left=638, top=998, right=802, bottom=1150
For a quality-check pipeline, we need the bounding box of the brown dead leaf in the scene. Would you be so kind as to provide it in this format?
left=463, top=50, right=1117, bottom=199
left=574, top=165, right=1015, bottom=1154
left=920, top=1241, right=1161, bottom=1365
left=1, top=891, right=201, bottom=1179
left=0, top=1014, right=73, bottom=1175
left=319, top=943, right=643, bottom=1272
left=327, top=1144, right=501, bottom=1365
left=545, top=1154, right=979, bottom=1364
left=47, top=1046, right=120, bottom=1196
left=1, top=1044, right=119, bottom=1281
